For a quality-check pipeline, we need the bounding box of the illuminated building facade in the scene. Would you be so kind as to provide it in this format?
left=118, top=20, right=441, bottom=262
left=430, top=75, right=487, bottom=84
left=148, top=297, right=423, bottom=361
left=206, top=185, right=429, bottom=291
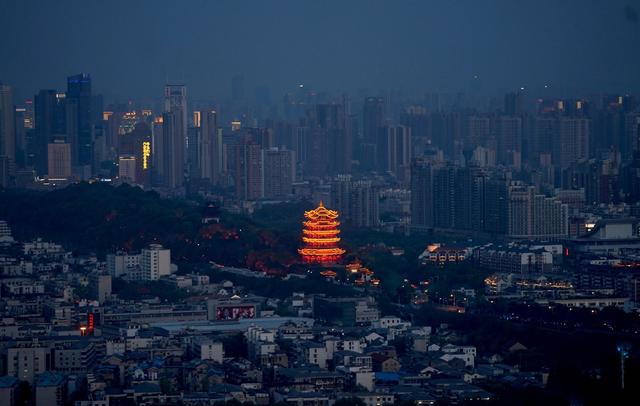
left=298, top=201, right=346, bottom=263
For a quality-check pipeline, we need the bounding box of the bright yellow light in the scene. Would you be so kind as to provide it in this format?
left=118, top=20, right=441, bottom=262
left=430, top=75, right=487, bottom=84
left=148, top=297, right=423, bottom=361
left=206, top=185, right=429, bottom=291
left=142, top=141, right=151, bottom=170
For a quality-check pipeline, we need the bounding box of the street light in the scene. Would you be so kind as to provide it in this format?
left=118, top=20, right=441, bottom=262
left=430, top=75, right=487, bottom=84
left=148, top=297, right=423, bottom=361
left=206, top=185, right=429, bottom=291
left=617, top=344, right=630, bottom=390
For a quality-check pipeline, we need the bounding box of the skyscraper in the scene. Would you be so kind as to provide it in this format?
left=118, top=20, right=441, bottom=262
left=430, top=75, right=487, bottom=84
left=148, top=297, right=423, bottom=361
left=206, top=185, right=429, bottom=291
left=234, top=138, right=263, bottom=200
left=66, top=74, right=93, bottom=168
left=554, top=117, right=590, bottom=168
left=361, top=97, right=385, bottom=170
left=34, top=90, right=66, bottom=175
left=262, top=147, right=295, bottom=199
left=199, top=110, right=220, bottom=183
left=377, top=125, right=412, bottom=182
left=0, top=83, right=15, bottom=186
left=410, top=158, right=435, bottom=231
left=163, top=84, right=188, bottom=189
left=160, top=112, right=184, bottom=189
left=330, top=175, right=379, bottom=228
left=495, top=116, right=522, bottom=167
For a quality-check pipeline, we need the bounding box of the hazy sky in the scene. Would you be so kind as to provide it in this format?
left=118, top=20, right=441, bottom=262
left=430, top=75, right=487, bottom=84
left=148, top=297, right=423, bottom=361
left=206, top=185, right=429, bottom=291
left=1, top=0, right=640, bottom=102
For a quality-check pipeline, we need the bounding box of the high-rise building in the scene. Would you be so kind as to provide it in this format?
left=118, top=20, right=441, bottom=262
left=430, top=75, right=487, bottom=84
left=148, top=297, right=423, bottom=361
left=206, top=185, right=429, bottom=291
left=199, top=110, right=221, bottom=183
left=316, top=102, right=352, bottom=174
left=507, top=182, right=569, bottom=238
left=161, top=112, right=184, bottom=189
left=47, top=141, right=71, bottom=179
left=141, top=244, right=171, bottom=281
left=531, top=117, right=557, bottom=165
left=495, top=116, right=522, bottom=167
left=163, top=84, right=187, bottom=188
left=363, top=97, right=385, bottom=143
left=433, top=164, right=457, bottom=229
left=118, top=122, right=152, bottom=186
left=410, top=158, right=435, bottom=231
left=361, top=97, right=385, bottom=169
left=34, top=90, right=66, bottom=175
left=0, top=83, right=15, bottom=185
left=330, top=175, right=380, bottom=228
left=234, top=138, right=263, bottom=200
left=465, top=116, right=491, bottom=149
left=262, top=147, right=295, bottom=199
left=66, top=74, right=93, bottom=168
left=377, top=125, right=412, bottom=182
left=484, top=178, right=509, bottom=235
left=554, top=117, right=590, bottom=168
left=504, top=91, right=524, bottom=116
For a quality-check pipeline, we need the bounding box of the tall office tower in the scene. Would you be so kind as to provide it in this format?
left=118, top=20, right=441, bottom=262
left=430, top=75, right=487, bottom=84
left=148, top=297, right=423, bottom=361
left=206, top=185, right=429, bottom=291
left=303, top=128, right=331, bottom=178
left=118, top=122, right=152, bottom=186
left=151, top=116, right=165, bottom=184
left=186, top=126, right=200, bottom=181
left=66, top=74, right=93, bottom=169
left=234, top=138, right=263, bottom=200
left=199, top=110, right=220, bottom=183
left=453, top=165, right=487, bottom=232
left=160, top=112, right=184, bottom=189
left=34, top=90, right=66, bottom=175
left=531, top=117, right=557, bottom=165
left=47, top=141, right=71, bottom=179
left=14, top=107, right=27, bottom=169
left=495, top=116, right=522, bottom=167
left=330, top=175, right=379, bottom=228
left=262, top=147, right=295, bottom=199
left=504, top=91, right=524, bottom=116
left=410, top=158, right=436, bottom=231
left=361, top=97, right=385, bottom=169
left=554, top=117, right=590, bottom=168
left=0, top=83, right=15, bottom=186
left=433, top=164, right=457, bottom=229
left=330, top=174, right=352, bottom=222
left=348, top=180, right=379, bottom=228
left=163, top=84, right=187, bottom=188
left=465, top=116, right=491, bottom=149
left=316, top=102, right=352, bottom=174
left=484, top=178, right=509, bottom=235
left=401, top=106, right=429, bottom=156
left=376, top=125, right=412, bottom=182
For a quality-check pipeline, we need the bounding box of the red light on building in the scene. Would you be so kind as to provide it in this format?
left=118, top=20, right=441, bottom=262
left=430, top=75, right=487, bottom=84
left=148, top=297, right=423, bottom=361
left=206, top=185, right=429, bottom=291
left=87, top=312, right=95, bottom=334
left=298, top=201, right=346, bottom=264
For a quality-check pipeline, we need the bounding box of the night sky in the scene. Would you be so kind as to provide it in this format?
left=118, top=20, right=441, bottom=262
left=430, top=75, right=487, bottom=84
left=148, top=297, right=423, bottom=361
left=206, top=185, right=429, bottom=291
left=1, top=0, right=639, bottom=101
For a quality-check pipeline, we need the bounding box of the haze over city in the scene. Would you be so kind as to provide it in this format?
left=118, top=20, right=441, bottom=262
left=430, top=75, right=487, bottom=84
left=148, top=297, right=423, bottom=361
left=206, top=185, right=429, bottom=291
left=2, top=0, right=640, bottom=101
left=1, top=1, right=640, bottom=406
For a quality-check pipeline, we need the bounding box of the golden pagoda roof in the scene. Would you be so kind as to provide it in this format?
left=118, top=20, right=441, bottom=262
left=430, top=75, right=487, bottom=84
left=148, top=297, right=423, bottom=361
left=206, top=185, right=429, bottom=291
left=304, top=201, right=339, bottom=220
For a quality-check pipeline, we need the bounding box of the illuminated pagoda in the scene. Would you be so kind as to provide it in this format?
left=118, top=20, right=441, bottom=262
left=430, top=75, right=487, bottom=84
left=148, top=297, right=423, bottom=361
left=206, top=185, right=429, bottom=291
left=298, top=201, right=346, bottom=263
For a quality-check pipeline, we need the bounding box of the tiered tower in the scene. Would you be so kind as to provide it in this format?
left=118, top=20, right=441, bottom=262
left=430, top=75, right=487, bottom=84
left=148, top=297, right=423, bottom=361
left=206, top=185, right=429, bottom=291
left=298, top=201, right=346, bottom=263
